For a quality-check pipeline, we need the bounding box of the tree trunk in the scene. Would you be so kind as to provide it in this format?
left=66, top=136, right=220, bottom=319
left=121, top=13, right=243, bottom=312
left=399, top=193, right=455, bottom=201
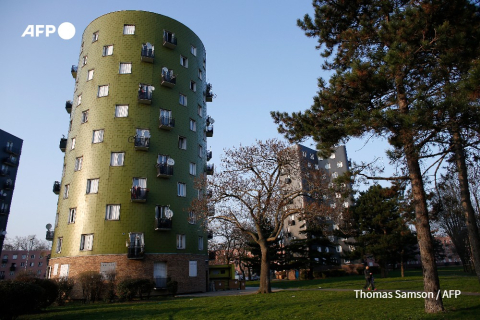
left=452, top=128, right=480, bottom=283
left=257, top=240, right=272, bottom=293
left=401, top=251, right=405, bottom=278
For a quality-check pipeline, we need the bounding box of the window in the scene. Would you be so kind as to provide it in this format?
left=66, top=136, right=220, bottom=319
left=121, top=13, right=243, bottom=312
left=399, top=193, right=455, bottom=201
left=115, top=105, right=128, bottom=117
left=179, top=93, right=187, bottom=106
left=87, top=69, right=94, bottom=81
left=180, top=55, right=188, bottom=68
left=110, top=152, right=125, bottom=166
left=103, top=45, right=113, bottom=56
left=63, top=184, right=69, bottom=199
left=92, top=31, right=99, bottom=42
left=178, top=136, right=187, bottom=150
left=332, top=172, right=338, bottom=179
left=189, top=211, right=196, bottom=224
left=177, top=234, right=186, bottom=249
left=56, top=238, right=63, bottom=253
left=12, top=255, right=17, bottom=259
left=105, top=205, right=120, bottom=220
left=325, top=163, right=331, bottom=169
left=68, top=208, right=76, bottom=224
left=71, top=138, right=76, bottom=150
left=177, top=183, right=186, bottom=197
left=82, top=55, right=87, bottom=66
left=38, top=262, right=43, bottom=267
left=53, top=264, right=58, bottom=275
left=190, top=80, right=196, bottom=92
left=330, top=153, right=336, bottom=159
left=336, top=193, right=341, bottom=199
left=74, top=157, right=83, bottom=171
left=80, top=234, right=94, bottom=251
left=21, top=254, right=26, bottom=259
left=198, top=69, right=203, bottom=80
left=189, top=119, right=196, bottom=132
left=81, top=110, right=88, bottom=123
left=189, top=261, right=197, bottom=277
left=336, top=246, right=342, bottom=253
left=119, top=63, right=132, bottom=74
left=21, top=262, right=26, bottom=267
left=189, top=162, right=196, bottom=176
left=198, top=105, right=203, bottom=117
left=92, top=129, right=104, bottom=143
left=337, top=161, right=343, bottom=168
left=98, top=85, right=109, bottom=97
left=100, top=262, right=116, bottom=279
left=77, top=94, right=82, bottom=106
left=55, top=212, right=59, bottom=227
left=343, top=202, right=349, bottom=208
left=203, top=58, right=206, bottom=69
left=199, top=144, right=204, bottom=158
left=135, top=129, right=150, bottom=148
left=86, top=178, right=99, bottom=194
left=191, top=45, right=197, bottom=56
left=317, top=246, right=322, bottom=252
left=198, top=236, right=204, bottom=250
left=29, top=262, right=34, bottom=267
left=123, top=24, right=135, bottom=35
left=325, top=247, right=330, bottom=253
left=59, top=264, right=69, bottom=278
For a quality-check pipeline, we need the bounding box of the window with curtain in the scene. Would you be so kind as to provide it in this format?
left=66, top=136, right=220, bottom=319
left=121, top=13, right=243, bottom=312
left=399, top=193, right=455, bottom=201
left=189, top=163, right=196, bottom=176
left=179, top=93, right=187, bottom=106
left=178, top=136, right=187, bottom=150
left=68, top=208, right=76, bottom=224
left=190, top=81, right=196, bottom=92
left=115, top=105, right=128, bottom=117
left=77, top=94, right=82, bottom=106
left=189, top=261, right=197, bottom=277
left=103, top=45, right=113, bottom=56
left=177, top=183, right=186, bottom=197
left=119, top=63, right=132, bottom=74
left=86, top=178, right=99, bottom=194
left=87, top=69, right=94, bottom=81
left=92, top=31, right=99, bottom=42
left=56, top=238, right=63, bottom=253
left=105, top=205, right=120, bottom=220
left=110, top=152, right=124, bottom=166
left=132, top=177, right=147, bottom=188
left=63, top=184, right=69, bottom=199
left=74, top=157, right=83, bottom=171
left=123, top=25, right=135, bottom=35
left=189, top=119, right=196, bottom=132
left=80, top=234, right=94, bottom=251
left=180, top=55, right=188, bottom=67
left=198, top=105, right=203, bottom=117
left=92, top=129, right=104, bottom=143
left=198, top=237, right=204, bottom=250
left=189, top=211, right=196, bottom=224
left=177, top=234, right=186, bottom=249
left=98, top=85, right=109, bottom=97
left=198, top=69, right=203, bottom=80
left=71, top=138, right=76, bottom=150
left=191, top=45, right=197, bottom=56
left=81, top=110, right=88, bottom=123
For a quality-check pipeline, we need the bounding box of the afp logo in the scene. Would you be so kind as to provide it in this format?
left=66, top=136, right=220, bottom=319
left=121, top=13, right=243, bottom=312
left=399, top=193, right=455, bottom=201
left=21, top=22, right=75, bottom=40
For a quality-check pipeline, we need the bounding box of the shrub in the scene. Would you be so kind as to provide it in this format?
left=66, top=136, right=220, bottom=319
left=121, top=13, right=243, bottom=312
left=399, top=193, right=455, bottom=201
left=136, top=279, right=155, bottom=300
left=117, top=278, right=136, bottom=302
left=55, top=277, right=75, bottom=306
left=13, top=272, right=59, bottom=308
left=78, top=271, right=105, bottom=303
left=167, top=278, right=178, bottom=296
left=103, top=271, right=117, bottom=303
left=0, top=281, right=45, bottom=320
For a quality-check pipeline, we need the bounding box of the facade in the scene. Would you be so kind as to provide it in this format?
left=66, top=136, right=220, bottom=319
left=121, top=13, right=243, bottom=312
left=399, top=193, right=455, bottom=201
left=0, top=250, right=50, bottom=280
left=0, top=129, right=23, bottom=256
left=48, top=11, right=214, bottom=294
left=283, top=145, right=354, bottom=270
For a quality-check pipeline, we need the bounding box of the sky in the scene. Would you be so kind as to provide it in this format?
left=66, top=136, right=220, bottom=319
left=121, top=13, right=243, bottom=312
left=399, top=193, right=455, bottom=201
left=0, top=0, right=393, bottom=240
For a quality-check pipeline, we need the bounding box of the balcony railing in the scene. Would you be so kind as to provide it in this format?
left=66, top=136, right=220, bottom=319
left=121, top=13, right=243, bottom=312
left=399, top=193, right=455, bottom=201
left=65, top=100, right=72, bottom=114
left=134, top=137, right=150, bottom=151
left=206, top=163, right=214, bottom=175
left=156, top=164, right=173, bottom=178
left=53, top=181, right=61, bottom=195
left=4, top=146, right=21, bottom=156
left=0, top=167, right=9, bottom=176
left=131, top=187, right=148, bottom=202
left=127, top=245, right=145, bottom=259
left=46, top=230, right=54, bottom=241
left=159, top=116, right=175, bottom=130
left=207, top=150, right=212, bottom=161
left=59, top=138, right=67, bottom=152
left=155, top=218, right=172, bottom=231
left=138, top=88, right=153, bottom=104
left=3, top=156, right=18, bottom=167
left=206, top=125, right=214, bottom=137
left=161, top=71, right=176, bottom=88
left=163, top=32, right=177, bottom=49
left=154, top=277, right=167, bottom=289
left=206, top=83, right=214, bottom=102
left=71, top=65, right=77, bottom=79
left=141, top=46, right=155, bottom=63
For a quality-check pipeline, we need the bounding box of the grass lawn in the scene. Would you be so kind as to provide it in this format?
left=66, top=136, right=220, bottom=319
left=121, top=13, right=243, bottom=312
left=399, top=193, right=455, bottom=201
left=18, top=267, right=480, bottom=320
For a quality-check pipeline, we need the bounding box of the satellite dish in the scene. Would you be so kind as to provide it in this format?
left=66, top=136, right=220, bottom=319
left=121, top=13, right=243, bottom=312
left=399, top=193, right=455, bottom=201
left=209, top=118, right=215, bottom=124
left=46, top=223, right=52, bottom=231
left=167, top=158, right=175, bottom=166
left=165, top=208, right=173, bottom=219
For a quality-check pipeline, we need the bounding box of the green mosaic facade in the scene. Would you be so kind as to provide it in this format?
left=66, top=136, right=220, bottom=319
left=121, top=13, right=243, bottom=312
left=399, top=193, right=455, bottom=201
left=49, top=11, right=211, bottom=292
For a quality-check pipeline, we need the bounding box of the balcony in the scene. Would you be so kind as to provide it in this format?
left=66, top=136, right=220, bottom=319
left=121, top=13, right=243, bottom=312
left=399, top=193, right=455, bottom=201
left=53, top=181, right=60, bottom=195
left=4, top=146, right=21, bottom=156
left=71, top=65, right=77, bottom=78
left=159, top=116, right=175, bottom=130
left=46, top=230, right=54, bottom=241
left=163, top=31, right=177, bottom=49
left=138, top=86, right=153, bottom=104
left=206, top=83, right=215, bottom=102
left=207, top=150, right=212, bottom=161
left=3, top=155, right=18, bottom=167
left=0, top=207, right=9, bottom=215
left=134, top=136, right=150, bottom=151
left=127, top=244, right=144, bottom=259
left=65, top=100, right=72, bottom=114
left=59, top=138, right=67, bottom=152
left=155, top=218, right=172, bottom=231
left=4, top=180, right=13, bottom=190
left=206, top=163, right=214, bottom=175
left=0, top=167, right=9, bottom=176
left=131, top=187, right=148, bottom=202
left=154, top=277, right=167, bottom=289
left=161, top=70, right=176, bottom=88
left=141, top=44, right=154, bottom=63
left=206, top=125, right=214, bottom=137
left=156, top=164, right=173, bottom=178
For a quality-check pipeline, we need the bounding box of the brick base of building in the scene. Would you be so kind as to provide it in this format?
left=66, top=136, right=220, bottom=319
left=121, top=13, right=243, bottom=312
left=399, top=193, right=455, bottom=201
left=48, top=253, right=208, bottom=298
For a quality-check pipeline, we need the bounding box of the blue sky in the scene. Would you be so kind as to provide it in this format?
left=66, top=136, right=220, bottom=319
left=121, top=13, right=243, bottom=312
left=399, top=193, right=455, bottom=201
left=0, top=0, right=392, bottom=240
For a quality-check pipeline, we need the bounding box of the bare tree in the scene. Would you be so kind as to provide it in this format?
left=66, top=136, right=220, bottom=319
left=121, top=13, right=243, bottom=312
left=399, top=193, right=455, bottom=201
left=2, top=235, right=50, bottom=251
left=192, top=139, right=336, bottom=293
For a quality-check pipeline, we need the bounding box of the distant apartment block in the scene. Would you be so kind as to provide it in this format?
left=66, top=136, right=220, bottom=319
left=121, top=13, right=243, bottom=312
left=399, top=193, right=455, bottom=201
left=0, top=250, right=50, bottom=280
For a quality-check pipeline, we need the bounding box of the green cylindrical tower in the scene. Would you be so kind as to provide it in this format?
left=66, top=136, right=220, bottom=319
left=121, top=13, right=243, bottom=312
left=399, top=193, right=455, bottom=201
left=49, top=11, right=213, bottom=294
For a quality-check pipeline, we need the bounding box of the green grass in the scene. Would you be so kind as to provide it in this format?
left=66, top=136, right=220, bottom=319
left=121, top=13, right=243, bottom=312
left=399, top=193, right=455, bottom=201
left=18, top=267, right=480, bottom=320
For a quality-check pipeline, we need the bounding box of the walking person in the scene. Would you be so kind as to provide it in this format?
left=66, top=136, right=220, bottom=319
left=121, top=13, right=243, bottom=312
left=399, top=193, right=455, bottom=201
left=363, top=265, right=376, bottom=291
